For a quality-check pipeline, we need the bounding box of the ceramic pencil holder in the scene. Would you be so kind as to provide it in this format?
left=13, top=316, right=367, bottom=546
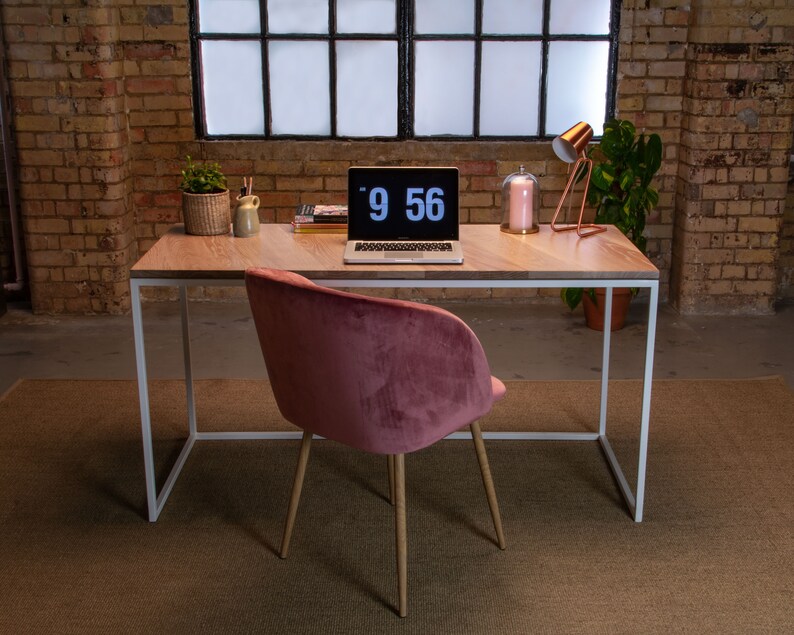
left=233, top=195, right=260, bottom=238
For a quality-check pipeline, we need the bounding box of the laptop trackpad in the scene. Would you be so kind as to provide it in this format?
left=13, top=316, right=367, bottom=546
left=386, top=251, right=423, bottom=259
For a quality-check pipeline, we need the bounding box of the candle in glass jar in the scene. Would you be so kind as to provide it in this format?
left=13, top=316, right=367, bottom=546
left=509, top=178, right=534, bottom=231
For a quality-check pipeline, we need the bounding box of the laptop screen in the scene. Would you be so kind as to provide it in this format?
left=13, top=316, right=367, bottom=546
left=347, top=167, right=459, bottom=241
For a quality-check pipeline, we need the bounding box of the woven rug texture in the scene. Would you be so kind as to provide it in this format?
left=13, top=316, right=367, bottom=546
left=0, top=377, right=792, bottom=634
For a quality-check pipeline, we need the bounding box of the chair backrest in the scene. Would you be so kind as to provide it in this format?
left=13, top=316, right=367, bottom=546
left=245, top=267, right=496, bottom=455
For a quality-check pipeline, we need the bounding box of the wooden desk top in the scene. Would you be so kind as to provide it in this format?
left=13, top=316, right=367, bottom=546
left=131, top=224, right=659, bottom=281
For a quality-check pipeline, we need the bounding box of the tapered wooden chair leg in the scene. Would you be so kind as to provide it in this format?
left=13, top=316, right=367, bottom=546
left=393, top=454, right=407, bottom=617
left=387, top=454, right=396, bottom=505
left=280, top=431, right=313, bottom=559
left=470, top=422, right=506, bottom=550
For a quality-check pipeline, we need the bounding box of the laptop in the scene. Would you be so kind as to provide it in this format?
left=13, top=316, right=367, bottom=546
left=343, top=166, right=464, bottom=264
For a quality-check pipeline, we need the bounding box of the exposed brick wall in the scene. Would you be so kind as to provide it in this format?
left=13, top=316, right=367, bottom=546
left=671, top=0, right=794, bottom=314
left=1, top=0, right=792, bottom=314
left=3, top=0, right=136, bottom=313
left=615, top=0, right=692, bottom=303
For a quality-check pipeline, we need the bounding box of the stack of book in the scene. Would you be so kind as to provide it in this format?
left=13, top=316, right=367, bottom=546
left=292, top=204, right=348, bottom=233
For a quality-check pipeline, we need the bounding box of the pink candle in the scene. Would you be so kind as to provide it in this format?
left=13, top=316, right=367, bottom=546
left=509, top=178, right=534, bottom=231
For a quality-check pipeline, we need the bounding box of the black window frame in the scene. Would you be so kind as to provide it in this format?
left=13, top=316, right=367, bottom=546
left=189, top=0, right=621, bottom=141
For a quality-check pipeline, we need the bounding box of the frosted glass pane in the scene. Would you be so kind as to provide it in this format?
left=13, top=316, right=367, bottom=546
left=337, top=0, right=396, bottom=34
left=268, top=0, right=328, bottom=34
left=415, top=0, right=474, bottom=34
left=201, top=41, right=265, bottom=135
left=197, top=0, right=260, bottom=34
left=269, top=41, right=330, bottom=135
left=415, top=41, right=474, bottom=136
left=480, top=42, right=541, bottom=136
left=549, top=0, right=610, bottom=34
left=336, top=41, right=397, bottom=137
left=546, top=41, right=609, bottom=136
left=482, top=0, right=543, bottom=35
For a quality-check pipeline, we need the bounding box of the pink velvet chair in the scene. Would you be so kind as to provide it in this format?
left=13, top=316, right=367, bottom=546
left=245, top=267, right=506, bottom=617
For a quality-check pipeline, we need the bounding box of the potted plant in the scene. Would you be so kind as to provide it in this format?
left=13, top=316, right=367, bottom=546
left=179, top=155, right=231, bottom=235
left=561, top=119, right=662, bottom=330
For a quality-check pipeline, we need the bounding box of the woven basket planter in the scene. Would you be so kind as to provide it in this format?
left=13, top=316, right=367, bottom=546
left=182, top=190, right=231, bottom=236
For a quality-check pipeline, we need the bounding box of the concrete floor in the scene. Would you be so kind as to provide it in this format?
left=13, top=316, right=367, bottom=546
left=1, top=297, right=792, bottom=396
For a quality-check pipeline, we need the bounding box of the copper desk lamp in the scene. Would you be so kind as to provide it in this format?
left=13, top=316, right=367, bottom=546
left=549, top=121, right=606, bottom=237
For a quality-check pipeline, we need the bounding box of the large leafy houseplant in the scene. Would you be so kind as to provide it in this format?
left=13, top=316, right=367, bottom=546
left=561, top=119, right=662, bottom=311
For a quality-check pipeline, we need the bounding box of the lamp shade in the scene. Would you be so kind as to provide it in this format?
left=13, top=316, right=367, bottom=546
left=552, top=121, right=593, bottom=163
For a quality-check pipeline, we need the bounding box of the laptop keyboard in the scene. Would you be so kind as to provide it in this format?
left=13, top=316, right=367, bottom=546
left=354, top=242, right=453, bottom=252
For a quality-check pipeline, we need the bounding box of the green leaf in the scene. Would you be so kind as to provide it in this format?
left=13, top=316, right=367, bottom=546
left=618, top=167, right=635, bottom=192
left=644, top=134, right=663, bottom=180
left=562, top=117, right=663, bottom=313
left=618, top=119, right=636, bottom=138
left=591, top=163, right=615, bottom=191
left=179, top=155, right=227, bottom=194
left=646, top=187, right=659, bottom=208
left=561, top=287, right=583, bottom=311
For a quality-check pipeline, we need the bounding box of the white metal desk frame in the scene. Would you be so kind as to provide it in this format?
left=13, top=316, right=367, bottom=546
left=132, top=275, right=658, bottom=523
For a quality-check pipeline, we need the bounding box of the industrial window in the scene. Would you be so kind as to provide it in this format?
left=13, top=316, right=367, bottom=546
left=190, top=0, right=618, bottom=139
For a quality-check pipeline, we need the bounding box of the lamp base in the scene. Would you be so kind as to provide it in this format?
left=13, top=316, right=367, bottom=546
left=551, top=222, right=607, bottom=238
left=550, top=156, right=606, bottom=238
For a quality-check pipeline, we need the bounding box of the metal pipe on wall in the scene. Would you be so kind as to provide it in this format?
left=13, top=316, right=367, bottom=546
left=0, top=19, right=24, bottom=293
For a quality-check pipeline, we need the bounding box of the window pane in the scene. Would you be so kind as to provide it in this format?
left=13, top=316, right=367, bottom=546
left=480, top=41, right=541, bottom=136
left=482, top=0, right=543, bottom=35
left=268, top=0, right=328, bottom=34
left=201, top=40, right=265, bottom=135
left=549, top=0, right=610, bottom=35
left=336, top=41, right=397, bottom=137
left=415, top=41, right=474, bottom=136
left=268, top=41, right=330, bottom=135
left=415, top=0, right=474, bottom=34
left=197, top=0, right=261, bottom=34
left=546, top=41, right=609, bottom=136
left=337, top=0, right=396, bottom=34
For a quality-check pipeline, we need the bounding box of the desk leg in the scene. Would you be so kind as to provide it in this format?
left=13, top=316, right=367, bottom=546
left=180, top=285, right=197, bottom=437
left=132, top=281, right=198, bottom=522
left=634, top=282, right=659, bottom=522
left=131, top=281, right=158, bottom=521
left=598, top=288, right=613, bottom=436
left=597, top=285, right=659, bottom=522
left=596, top=288, right=634, bottom=516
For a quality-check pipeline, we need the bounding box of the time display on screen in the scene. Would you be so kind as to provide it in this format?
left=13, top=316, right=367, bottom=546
left=361, top=186, right=446, bottom=222
left=347, top=167, right=459, bottom=241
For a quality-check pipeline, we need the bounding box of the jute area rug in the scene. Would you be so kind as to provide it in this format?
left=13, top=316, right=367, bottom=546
left=0, top=378, right=792, bottom=634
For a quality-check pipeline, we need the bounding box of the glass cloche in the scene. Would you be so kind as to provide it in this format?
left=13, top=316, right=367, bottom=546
left=500, top=165, right=540, bottom=234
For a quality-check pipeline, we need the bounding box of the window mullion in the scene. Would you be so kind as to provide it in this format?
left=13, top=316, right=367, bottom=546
left=188, top=0, right=206, bottom=137
left=261, top=0, right=271, bottom=136
left=329, top=0, right=337, bottom=137
left=473, top=0, right=483, bottom=139
left=538, top=0, right=551, bottom=138
left=398, top=0, right=412, bottom=139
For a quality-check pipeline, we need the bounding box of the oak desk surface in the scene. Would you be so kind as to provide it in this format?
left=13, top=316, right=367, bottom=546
left=131, top=224, right=659, bottom=281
